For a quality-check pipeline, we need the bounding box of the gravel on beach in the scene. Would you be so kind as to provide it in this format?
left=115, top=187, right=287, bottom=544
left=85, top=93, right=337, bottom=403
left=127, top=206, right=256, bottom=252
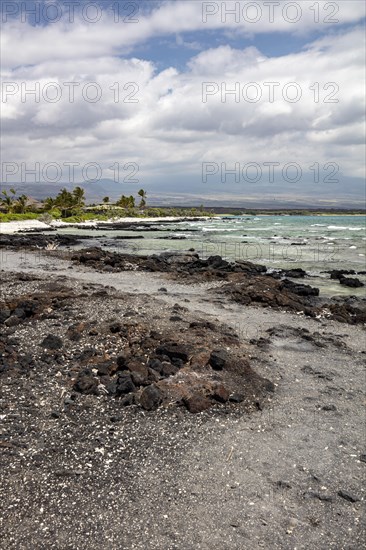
left=0, top=247, right=365, bottom=550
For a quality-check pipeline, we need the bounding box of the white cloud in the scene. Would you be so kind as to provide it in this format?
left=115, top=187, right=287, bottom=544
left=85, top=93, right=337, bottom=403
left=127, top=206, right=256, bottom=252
left=0, top=6, right=365, bottom=192
left=1, top=1, right=365, bottom=67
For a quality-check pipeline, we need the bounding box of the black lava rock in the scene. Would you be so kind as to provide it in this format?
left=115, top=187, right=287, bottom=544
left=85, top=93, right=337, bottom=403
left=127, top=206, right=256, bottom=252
left=4, top=316, right=21, bottom=327
left=40, top=334, right=63, bottom=349
left=120, top=393, right=135, bottom=407
left=116, top=373, right=136, bottom=396
left=183, top=394, right=211, bottom=414
left=140, top=385, right=163, bottom=410
left=229, top=393, right=245, bottom=403
left=116, top=354, right=128, bottom=369
left=110, top=322, right=123, bottom=333
left=147, top=358, right=164, bottom=374
left=329, top=269, right=356, bottom=279
left=282, top=268, right=307, bottom=278
left=161, top=362, right=179, bottom=377
left=322, top=404, right=337, bottom=411
left=155, top=342, right=192, bottom=363
left=74, top=372, right=99, bottom=395
left=281, top=279, right=319, bottom=297
left=339, top=277, right=364, bottom=288
left=0, top=309, right=11, bottom=324
left=209, top=350, right=229, bottom=371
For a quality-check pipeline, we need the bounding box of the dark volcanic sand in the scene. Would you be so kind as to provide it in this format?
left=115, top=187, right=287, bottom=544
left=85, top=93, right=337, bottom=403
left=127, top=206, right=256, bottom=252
left=0, top=246, right=365, bottom=550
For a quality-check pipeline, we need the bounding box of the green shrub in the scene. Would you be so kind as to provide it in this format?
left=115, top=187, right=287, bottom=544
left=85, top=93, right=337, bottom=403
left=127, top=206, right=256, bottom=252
left=62, top=213, right=110, bottom=223
left=0, top=213, right=39, bottom=222
left=50, top=208, right=62, bottom=219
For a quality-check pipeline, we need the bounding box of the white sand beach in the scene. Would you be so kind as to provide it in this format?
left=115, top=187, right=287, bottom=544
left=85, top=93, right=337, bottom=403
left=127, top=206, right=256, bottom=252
left=0, top=216, right=217, bottom=234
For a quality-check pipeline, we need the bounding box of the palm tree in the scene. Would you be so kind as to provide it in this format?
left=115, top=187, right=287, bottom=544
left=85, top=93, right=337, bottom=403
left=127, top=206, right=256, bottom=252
left=138, top=189, right=147, bottom=209
left=16, top=194, right=28, bottom=214
left=117, top=195, right=128, bottom=208
left=1, top=188, right=16, bottom=213
left=72, top=186, right=85, bottom=208
left=55, top=188, right=74, bottom=217
left=43, top=197, right=56, bottom=211
left=117, top=195, right=134, bottom=209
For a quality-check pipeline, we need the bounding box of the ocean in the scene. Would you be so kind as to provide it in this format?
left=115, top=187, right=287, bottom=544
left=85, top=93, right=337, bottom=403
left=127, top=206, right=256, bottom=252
left=51, top=214, right=366, bottom=296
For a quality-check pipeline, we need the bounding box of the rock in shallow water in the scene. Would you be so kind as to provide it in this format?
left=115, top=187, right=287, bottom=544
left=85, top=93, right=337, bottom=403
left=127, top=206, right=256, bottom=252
left=339, top=277, right=364, bottom=288
left=280, top=279, right=319, bottom=297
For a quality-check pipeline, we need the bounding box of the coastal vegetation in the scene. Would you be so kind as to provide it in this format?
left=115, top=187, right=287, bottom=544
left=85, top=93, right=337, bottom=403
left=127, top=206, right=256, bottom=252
left=0, top=186, right=214, bottom=222
left=0, top=186, right=364, bottom=223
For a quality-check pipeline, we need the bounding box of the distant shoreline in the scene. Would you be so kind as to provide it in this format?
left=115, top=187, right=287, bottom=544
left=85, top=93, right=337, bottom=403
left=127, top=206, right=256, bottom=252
left=1, top=212, right=365, bottom=234
left=244, top=213, right=366, bottom=217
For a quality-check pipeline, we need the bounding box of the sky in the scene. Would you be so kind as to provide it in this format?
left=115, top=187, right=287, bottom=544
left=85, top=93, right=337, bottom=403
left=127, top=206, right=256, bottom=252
left=1, top=0, right=365, bottom=206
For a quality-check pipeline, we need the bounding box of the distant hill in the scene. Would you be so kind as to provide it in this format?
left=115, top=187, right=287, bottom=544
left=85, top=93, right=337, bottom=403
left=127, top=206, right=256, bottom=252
left=1, top=175, right=365, bottom=209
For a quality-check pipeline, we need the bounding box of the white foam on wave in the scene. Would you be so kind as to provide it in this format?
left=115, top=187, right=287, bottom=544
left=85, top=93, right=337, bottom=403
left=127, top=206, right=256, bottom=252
left=327, top=225, right=363, bottom=231
left=245, top=227, right=276, bottom=231
left=202, top=227, right=239, bottom=232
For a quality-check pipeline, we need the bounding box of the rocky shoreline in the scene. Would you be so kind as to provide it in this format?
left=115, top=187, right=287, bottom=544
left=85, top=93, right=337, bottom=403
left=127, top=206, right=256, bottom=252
left=0, top=237, right=365, bottom=549
left=0, top=271, right=274, bottom=415
left=1, top=233, right=366, bottom=322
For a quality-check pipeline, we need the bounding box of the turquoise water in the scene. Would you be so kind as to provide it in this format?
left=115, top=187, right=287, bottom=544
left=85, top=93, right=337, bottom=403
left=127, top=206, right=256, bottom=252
left=52, top=215, right=366, bottom=296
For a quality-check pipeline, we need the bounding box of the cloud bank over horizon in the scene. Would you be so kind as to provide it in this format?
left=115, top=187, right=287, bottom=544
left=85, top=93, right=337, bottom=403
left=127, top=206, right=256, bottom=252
left=1, top=1, right=365, bottom=205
